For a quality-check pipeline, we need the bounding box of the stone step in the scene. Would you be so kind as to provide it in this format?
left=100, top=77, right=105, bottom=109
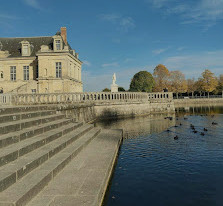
left=27, top=129, right=122, bottom=206
left=0, top=106, right=50, bottom=116
left=0, top=127, right=101, bottom=206
left=0, top=122, right=88, bottom=192
left=0, top=121, right=84, bottom=168
left=0, top=118, right=74, bottom=149
left=0, top=110, right=57, bottom=124
left=0, top=113, right=65, bottom=135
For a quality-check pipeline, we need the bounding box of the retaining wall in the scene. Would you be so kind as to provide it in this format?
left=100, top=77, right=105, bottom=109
left=51, top=100, right=175, bottom=123
left=174, top=98, right=223, bottom=108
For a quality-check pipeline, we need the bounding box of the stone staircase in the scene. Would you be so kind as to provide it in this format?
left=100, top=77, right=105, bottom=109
left=0, top=106, right=101, bottom=205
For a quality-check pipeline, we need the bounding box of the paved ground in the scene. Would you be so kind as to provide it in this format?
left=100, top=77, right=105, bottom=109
left=28, top=129, right=122, bottom=206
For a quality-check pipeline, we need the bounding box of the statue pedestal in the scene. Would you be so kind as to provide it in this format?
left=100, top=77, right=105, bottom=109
left=111, top=84, right=118, bottom=93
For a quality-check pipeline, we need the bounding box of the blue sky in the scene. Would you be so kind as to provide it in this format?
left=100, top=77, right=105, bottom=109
left=1, top=0, right=223, bottom=91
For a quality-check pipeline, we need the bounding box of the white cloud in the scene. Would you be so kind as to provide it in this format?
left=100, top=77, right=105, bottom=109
left=82, top=65, right=154, bottom=92
left=147, top=0, right=223, bottom=27
left=124, top=58, right=134, bottom=63
left=119, top=17, right=135, bottom=31
left=23, top=0, right=41, bottom=9
left=177, top=47, right=185, bottom=51
left=102, top=62, right=119, bottom=68
left=82, top=60, right=91, bottom=67
left=0, top=13, right=19, bottom=29
left=0, top=14, right=17, bottom=20
left=163, top=50, right=223, bottom=78
left=100, top=14, right=135, bottom=32
left=100, top=14, right=120, bottom=22
left=152, top=47, right=169, bottom=55
left=82, top=70, right=112, bottom=92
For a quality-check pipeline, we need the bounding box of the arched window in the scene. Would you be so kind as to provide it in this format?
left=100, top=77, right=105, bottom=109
left=0, top=71, right=3, bottom=79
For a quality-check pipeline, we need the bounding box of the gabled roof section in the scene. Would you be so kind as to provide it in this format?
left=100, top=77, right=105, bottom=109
left=0, top=36, right=53, bottom=58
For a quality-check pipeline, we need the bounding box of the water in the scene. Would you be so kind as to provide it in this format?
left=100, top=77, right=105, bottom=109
left=95, top=106, right=223, bottom=206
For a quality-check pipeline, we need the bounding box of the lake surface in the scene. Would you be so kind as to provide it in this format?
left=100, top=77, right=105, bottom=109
left=95, top=106, right=223, bottom=206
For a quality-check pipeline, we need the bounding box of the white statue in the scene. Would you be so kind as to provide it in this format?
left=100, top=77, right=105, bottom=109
left=111, top=73, right=118, bottom=92
left=112, top=73, right=116, bottom=85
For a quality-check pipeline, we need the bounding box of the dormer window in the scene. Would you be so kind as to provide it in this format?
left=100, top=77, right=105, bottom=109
left=21, top=41, right=31, bottom=56
left=56, top=40, right=61, bottom=50
left=23, top=45, right=29, bottom=55
left=53, top=36, right=63, bottom=51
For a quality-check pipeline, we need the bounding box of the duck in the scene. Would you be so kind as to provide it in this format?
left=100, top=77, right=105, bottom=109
left=212, top=122, right=218, bottom=125
left=193, top=130, right=198, bottom=134
left=200, top=132, right=205, bottom=136
left=190, top=125, right=195, bottom=130
left=180, top=123, right=182, bottom=126
left=204, top=128, right=208, bottom=132
left=174, top=135, right=179, bottom=140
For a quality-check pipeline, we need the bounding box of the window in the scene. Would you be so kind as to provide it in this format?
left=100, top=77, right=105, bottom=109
left=23, top=45, right=29, bottom=56
left=31, top=89, right=36, bottom=93
left=0, top=72, right=3, bottom=79
left=10, top=66, right=16, bottom=81
left=21, top=41, right=30, bottom=56
left=23, top=66, right=29, bottom=80
left=44, top=69, right=47, bottom=76
left=55, top=40, right=61, bottom=50
left=56, top=62, right=62, bottom=78
left=36, top=65, right=39, bottom=79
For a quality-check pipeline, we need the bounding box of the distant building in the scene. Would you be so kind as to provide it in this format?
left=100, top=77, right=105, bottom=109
left=0, top=27, right=83, bottom=94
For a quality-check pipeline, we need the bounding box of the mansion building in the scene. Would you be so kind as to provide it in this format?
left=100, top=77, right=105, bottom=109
left=0, top=27, right=83, bottom=94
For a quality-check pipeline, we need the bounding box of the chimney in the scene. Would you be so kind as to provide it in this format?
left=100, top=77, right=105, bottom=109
left=60, top=27, right=67, bottom=45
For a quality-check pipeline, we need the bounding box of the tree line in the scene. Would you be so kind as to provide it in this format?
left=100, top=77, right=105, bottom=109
left=102, top=64, right=223, bottom=96
left=129, top=64, right=223, bottom=97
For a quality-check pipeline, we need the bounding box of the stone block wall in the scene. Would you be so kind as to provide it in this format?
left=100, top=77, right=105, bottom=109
left=174, top=98, right=223, bottom=108
left=50, top=101, right=175, bottom=123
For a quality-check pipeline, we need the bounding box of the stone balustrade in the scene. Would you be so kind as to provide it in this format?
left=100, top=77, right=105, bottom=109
left=0, top=92, right=173, bottom=106
left=0, top=94, right=12, bottom=105
left=148, top=92, right=173, bottom=101
left=0, top=92, right=148, bottom=105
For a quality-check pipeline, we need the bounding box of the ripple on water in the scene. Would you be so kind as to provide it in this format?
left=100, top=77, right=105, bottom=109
left=100, top=110, right=223, bottom=206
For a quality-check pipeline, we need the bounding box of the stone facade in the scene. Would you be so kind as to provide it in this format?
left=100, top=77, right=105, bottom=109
left=0, top=27, right=83, bottom=94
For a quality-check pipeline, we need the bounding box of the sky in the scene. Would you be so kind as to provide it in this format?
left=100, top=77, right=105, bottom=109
left=0, top=0, right=223, bottom=91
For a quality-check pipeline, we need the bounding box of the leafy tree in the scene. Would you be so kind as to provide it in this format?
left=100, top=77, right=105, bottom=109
left=194, top=78, right=204, bottom=97
left=200, top=69, right=218, bottom=97
left=102, top=88, right=111, bottom=92
left=129, top=71, right=155, bottom=92
left=215, top=74, right=223, bottom=94
left=118, top=87, right=125, bottom=92
left=153, top=64, right=170, bottom=92
left=187, top=78, right=196, bottom=97
left=169, top=70, right=188, bottom=98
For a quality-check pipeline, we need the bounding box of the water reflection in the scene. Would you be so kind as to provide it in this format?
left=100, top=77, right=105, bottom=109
left=176, top=105, right=223, bottom=115
left=101, top=106, right=223, bottom=206
left=95, top=114, right=176, bottom=139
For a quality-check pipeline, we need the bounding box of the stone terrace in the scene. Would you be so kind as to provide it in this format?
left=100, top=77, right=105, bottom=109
left=0, top=105, right=122, bottom=206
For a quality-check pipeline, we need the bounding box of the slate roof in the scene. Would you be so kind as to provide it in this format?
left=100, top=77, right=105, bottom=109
left=0, top=35, right=73, bottom=58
